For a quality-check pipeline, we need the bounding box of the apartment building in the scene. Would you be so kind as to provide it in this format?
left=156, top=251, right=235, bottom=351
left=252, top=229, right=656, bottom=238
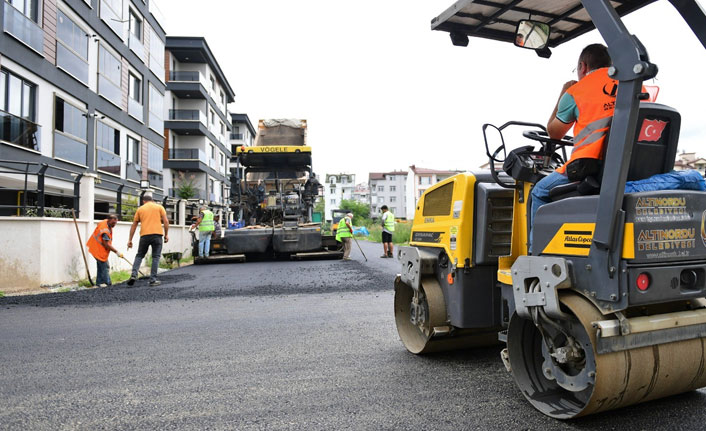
left=674, top=151, right=706, bottom=176
left=369, top=171, right=407, bottom=220
left=405, top=165, right=460, bottom=219
left=352, top=182, right=369, bottom=205
left=323, top=173, right=354, bottom=222
left=162, top=36, right=235, bottom=217
left=0, top=0, right=167, bottom=217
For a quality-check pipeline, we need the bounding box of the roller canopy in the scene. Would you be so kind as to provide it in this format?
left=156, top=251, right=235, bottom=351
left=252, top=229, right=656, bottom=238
left=431, top=0, right=657, bottom=48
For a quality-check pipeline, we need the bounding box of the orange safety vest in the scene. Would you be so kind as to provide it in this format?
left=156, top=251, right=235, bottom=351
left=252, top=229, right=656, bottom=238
left=557, top=68, right=617, bottom=174
left=87, top=219, right=113, bottom=262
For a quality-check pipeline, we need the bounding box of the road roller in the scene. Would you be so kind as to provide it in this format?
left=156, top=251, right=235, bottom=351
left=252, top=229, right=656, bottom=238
left=394, top=0, right=706, bottom=419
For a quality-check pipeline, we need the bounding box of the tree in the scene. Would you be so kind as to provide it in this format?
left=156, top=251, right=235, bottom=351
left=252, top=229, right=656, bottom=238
left=339, top=199, right=371, bottom=226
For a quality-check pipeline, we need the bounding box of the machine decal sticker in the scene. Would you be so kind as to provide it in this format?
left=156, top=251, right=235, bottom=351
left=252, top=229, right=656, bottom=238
left=563, top=231, right=592, bottom=249
left=542, top=223, right=635, bottom=258
left=450, top=226, right=458, bottom=250
left=424, top=217, right=435, bottom=223
left=453, top=200, right=463, bottom=219
left=634, top=196, right=689, bottom=222
left=412, top=231, right=443, bottom=243
left=637, top=228, right=696, bottom=258
left=701, top=210, right=706, bottom=247
left=637, top=119, right=668, bottom=142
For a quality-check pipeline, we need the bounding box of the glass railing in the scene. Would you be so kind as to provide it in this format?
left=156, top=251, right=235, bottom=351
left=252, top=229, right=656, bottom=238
left=128, top=98, right=143, bottom=120
left=168, top=148, right=208, bottom=164
left=0, top=110, right=42, bottom=152
left=149, top=112, right=163, bottom=133
left=54, top=132, right=85, bottom=165
left=168, top=187, right=208, bottom=200
left=169, top=71, right=199, bottom=82
left=99, top=0, right=124, bottom=38
left=230, top=133, right=244, bottom=140
left=3, top=2, right=44, bottom=53
left=128, top=32, right=146, bottom=62
left=98, top=75, right=122, bottom=107
left=56, top=43, right=89, bottom=84
left=97, top=149, right=121, bottom=175
left=168, top=109, right=206, bottom=124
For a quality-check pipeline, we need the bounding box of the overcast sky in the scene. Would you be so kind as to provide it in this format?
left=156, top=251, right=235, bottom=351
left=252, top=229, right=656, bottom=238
left=158, top=0, right=706, bottom=184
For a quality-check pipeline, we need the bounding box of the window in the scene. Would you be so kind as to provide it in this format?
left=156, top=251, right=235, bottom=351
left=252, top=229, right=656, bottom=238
left=53, top=96, right=86, bottom=163
left=147, top=141, right=162, bottom=172
left=1, top=69, right=35, bottom=120
left=210, top=75, right=215, bottom=92
left=100, top=0, right=124, bottom=37
left=128, top=72, right=142, bottom=119
left=8, top=0, right=39, bottom=21
left=388, top=175, right=395, bottom=181
left=220, top=121, right=225, bottom=136
left=148, top=83, right=164, bottom=132
left=56, top=10, right=89, bottom=84
left=330, top=188, right=335, bottom=194
left=378, top=197, right=384, bottom=203
left=391, top=207, right=396, bottom=213
left=127, top=136, right=140, bottom=165
left=210, top=109, right=215, bottom=125
left=377, top=186, right=384, bottom=192
left=220, top=152, right=225, bottom=168
left=210, top=144, right=215, bottom=159
left=330, top=199, right=336, bottom=204
left=390, top=185, right=396, bottom=192
left=148, top=27, right=165, bottom=81
left=128, top=9, right=142, bottom=41
left=329, top=177, right=335, bottom=184
left=220, top=91, right=225, bottom=107
left=420, top=176, right=431, bottom=185
left=98, top=45, right=121, bottom=106
left=96, top=120, right=120, bottom=175
left=390, top=196, right=396, bottom=202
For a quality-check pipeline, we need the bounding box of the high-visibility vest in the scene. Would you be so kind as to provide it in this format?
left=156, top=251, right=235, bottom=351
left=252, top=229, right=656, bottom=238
left=336, top=216, right=352, bottom=239
left=87, top=219, right=112, bottom=262
left=557, top=68, right=617, bottom=174
left=383, top=211, right=395, bottom=232
left=199, top=210, right=215, bottom=232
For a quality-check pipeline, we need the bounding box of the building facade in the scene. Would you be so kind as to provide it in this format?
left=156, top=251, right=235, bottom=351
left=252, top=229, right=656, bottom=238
left=405, top=165, right=459, bottom=219
left=162, top=36, right=234, bottom=218
left=352, top=182, right=369, bottom=206
left=369, top=171, right=407, bottom=219
left=323, top=173, right=354, bottom=221
left=0, top=0, right=167, bottom=217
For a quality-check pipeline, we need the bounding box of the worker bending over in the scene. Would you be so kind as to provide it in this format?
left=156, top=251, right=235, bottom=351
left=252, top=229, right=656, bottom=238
left=336, top=212, right=354, bottom=261
left=86, top=214, right=123, bottom=287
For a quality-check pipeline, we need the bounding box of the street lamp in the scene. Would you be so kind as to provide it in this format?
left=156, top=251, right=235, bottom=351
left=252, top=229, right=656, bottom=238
left=140, top=180, right=150, bottom=189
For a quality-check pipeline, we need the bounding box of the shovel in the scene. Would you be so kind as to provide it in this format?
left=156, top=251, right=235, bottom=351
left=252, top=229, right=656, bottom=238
left=120, top=255, right=146, bottom=278
left=71, top=209, right=93, bottom=286
left=352, top=236, right=368, bottom=262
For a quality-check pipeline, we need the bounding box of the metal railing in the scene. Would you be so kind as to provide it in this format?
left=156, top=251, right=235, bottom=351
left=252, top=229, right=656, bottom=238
left=0, top=160, right=81, bottom=217
left=0, top=110, right=42, bottom=151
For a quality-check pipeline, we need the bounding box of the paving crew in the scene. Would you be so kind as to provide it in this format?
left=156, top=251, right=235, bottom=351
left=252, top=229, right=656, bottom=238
left=86, top=214, right=123, bottom=287
left=190, top=205, right=215, bottom=259
left=336, top=212, right=354, bottom=261
left=127, top=192, right=169, bottom=286
left=380, top=205, right=395, bottom=258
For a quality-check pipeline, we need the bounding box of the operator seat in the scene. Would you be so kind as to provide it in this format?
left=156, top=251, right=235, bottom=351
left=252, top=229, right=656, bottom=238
left=548, top=103, right=681, bottom=201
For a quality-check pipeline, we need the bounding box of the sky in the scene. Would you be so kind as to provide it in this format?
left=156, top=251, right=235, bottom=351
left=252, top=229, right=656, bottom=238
left=157, top=0, right=706, bottom=184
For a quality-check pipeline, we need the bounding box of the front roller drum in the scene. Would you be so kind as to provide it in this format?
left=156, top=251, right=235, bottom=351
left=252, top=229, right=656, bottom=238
left=394, top=276, right=498, bottom=354
left=507, top=291, right=706, bottom=419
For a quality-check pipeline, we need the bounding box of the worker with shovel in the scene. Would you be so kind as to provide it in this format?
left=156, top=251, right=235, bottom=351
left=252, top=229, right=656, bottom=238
left=336, top=212, right=354, bottom=261
left=86, top=214, right=124, bottom=287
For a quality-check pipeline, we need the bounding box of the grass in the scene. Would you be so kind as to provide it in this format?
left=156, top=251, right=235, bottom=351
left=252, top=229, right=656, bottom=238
left=110, top=270, right=132, bottom=284
left=57, top=287, right=72, bottom=293
left=78, top=279, right=93, bottom=288
left=0, top=291, right=4, bottom=298
left=364, top=222, right=411, bottom=245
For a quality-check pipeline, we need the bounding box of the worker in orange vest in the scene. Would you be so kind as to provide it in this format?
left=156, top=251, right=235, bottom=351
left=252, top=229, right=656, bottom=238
left=86, top=214, right=123, bottom=287
left=529, top=43, right=616, bottom=251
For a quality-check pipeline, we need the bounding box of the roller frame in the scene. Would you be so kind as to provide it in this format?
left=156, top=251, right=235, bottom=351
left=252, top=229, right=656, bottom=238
left=510, top=256, right=572, bottom=320
left=398, top=246, right=439, bottom=292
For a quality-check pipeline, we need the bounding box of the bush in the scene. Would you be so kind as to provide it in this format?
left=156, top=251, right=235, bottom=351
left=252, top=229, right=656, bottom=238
left=364, top=221, right=411, bottom=245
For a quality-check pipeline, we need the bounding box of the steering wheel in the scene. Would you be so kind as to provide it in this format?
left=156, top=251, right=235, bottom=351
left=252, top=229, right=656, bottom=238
left=522, top=130, right=574, bottom=148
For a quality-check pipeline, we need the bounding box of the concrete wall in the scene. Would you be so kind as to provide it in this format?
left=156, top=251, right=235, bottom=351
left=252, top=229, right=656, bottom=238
left=0, top=217, right=193, bottom=292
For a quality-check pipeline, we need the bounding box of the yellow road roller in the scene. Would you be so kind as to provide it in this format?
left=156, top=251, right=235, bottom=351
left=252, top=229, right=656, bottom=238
left=394, top=0, right=706, bottom=419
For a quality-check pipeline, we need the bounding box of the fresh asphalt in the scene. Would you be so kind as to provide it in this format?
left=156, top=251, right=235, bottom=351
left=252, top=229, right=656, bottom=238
left=1, top=240, right=705, bottom=430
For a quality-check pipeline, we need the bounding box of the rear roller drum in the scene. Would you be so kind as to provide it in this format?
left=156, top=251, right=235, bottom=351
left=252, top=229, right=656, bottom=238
left=507, top=291, right=706, bottom=419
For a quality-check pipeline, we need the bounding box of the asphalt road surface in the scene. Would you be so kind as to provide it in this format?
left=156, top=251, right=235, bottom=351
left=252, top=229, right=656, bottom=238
left=2, top=240, right=706, bottom=430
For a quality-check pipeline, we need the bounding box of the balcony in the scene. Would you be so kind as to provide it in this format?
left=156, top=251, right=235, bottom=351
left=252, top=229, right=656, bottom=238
left=0, top=110, right=42, bottom=152
left=128, top=32, right=146, bottom=63
left=167, top=71, right=209, bottom=99
left=230, top=133, right=244, bottom=141
left=56, top=43, right=89, bottom=84
left=3, top=2, right=44, bottom=53
left=168, top=148, right=208, bottom=163
left=165, top=110, right=208, bottom=136
left=128, top=98, right=143, bottom=121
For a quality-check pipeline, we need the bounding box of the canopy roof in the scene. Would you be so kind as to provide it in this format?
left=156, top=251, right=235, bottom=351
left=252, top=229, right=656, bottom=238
left=431, top=0, right=656, bottom=48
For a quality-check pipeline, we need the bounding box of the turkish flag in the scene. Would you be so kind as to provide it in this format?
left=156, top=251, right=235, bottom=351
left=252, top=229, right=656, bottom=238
left=638, top=118, right=668, bottom=142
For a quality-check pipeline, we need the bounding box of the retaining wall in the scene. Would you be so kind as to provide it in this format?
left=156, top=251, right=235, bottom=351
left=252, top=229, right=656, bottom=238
left=0, top=218, right=193, bottom=292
